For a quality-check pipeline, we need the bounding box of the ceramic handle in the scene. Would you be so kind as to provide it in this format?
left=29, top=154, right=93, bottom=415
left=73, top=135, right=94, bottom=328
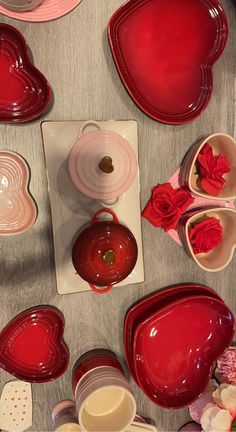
left=89, top=284, right=113, bottom=294
left=79, top=121, right=101, bottom=136
left=91, top=209, right=119, bottom=224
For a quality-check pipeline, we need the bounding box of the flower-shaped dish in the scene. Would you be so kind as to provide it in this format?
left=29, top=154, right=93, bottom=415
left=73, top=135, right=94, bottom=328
left=0, top=24, right=51, bottom=123
left=108, top=0, right=228, bottom=124
left=0, top=150, right=37, bottom=235
left=0, top=306, right=69, bottom=382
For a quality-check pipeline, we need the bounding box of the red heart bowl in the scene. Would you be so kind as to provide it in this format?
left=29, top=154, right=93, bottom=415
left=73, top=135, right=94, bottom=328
left=108, top=0, right=228, bottom=124
left=133, top=296, right=235, bottom=408
left=0, top=24, right=51, bottom=123
left=0, top=306, right=69, bottom=382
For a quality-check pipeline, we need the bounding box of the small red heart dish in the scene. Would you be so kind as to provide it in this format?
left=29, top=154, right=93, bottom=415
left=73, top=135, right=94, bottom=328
left=0, top=306, right=69, bottom=382
left=108, top=0, right=228, bottom=124
left=179, top=207, right=236, bottom=272
left=0, top=24, right=51, bottom=123
left=0, top=150, right=37, bottom=235
left=180, top=133, right=236, bottom=200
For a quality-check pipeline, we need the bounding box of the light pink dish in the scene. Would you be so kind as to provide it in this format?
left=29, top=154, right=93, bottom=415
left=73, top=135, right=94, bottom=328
left=0, top=0, right=82, bottom=22
left=68, top=124, right=137, bottom=204
left=0, top=150, right=37, bottom=235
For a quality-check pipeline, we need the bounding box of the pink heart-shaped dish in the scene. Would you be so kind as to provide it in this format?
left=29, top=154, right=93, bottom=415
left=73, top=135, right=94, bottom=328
left=0, top=306, right=69, bottom=382
left=108, top=0, right=228, bottom=124
left=180, top=133, right=236, bottom=200
left=0, top=150, right=37, bottom=235
left=0, top=24, right=51, bottom=123
left=180, top=207, right=236, bottom=271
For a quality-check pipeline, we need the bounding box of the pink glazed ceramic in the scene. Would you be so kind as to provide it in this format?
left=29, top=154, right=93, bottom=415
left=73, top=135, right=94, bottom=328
left=0, top=0, right=43, bottom=12
left=180, top=207, right=236, bottom=272
left=180, top=133, right=236, bottom=200
left=68, top=121, right=137, bottom=208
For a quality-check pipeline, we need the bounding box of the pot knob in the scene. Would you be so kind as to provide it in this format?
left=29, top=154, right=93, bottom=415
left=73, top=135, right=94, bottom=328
left=99, top=156, right=114, bottom=174
left=102, top=250, right=115, bottom=265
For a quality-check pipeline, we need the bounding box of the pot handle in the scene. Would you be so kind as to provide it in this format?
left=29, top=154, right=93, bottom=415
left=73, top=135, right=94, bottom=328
left=79, top=121, right=101, bottom=137
left=89, top=284, right=113, bottom=294
left=91, top=209, right=119, bottom=225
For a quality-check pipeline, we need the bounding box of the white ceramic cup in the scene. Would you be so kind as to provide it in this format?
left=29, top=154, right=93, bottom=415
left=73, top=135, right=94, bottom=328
left=0, top=0, right=43, bottom=12
left=75, top=366, right=136, bottom=432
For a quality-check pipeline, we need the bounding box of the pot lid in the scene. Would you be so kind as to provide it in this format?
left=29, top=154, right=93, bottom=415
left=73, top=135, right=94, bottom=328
left=72, top=210, right=138, bottom=288
left=68, top=128, right=137, bottom=200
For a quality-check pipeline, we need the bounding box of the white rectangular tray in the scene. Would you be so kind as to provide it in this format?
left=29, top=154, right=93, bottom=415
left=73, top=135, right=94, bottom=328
left=41, top=120, right=144, bottom=294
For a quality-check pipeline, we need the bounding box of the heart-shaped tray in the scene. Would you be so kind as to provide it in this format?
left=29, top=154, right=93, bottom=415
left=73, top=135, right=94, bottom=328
left=108, top=0, right=228, bottom=124
left=0, top=306, right=69, bottom=382
left=0, top=150, right=37, bottom=235
left=133, top=296, right=235, bottom=408
left=0, top=24, right=51, bottom=123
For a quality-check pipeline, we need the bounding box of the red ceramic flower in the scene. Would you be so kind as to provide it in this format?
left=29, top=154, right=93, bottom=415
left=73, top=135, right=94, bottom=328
left=142, top=183, right=194, bottom=232
left=197, top=143, right=230, bottom=196
left=189, top=217, right=223, bottom=254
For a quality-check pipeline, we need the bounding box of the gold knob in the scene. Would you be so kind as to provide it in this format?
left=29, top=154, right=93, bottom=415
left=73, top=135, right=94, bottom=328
left=99, top=156, right=114, bottom=174
left=102, top=250, right=115, bottom=265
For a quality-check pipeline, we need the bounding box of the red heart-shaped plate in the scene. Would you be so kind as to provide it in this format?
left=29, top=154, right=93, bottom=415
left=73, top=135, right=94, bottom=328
left=0, top=306, right=69, bottom=382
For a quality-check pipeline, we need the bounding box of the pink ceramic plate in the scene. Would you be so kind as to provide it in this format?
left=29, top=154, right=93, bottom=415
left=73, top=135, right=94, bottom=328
left=0, top=150, right=37, bottom=235
left=133, top=296, right=235, bottom=408
left=0, top=0, right=82, bottom=22
left=124, top=284, right=222, bottom=382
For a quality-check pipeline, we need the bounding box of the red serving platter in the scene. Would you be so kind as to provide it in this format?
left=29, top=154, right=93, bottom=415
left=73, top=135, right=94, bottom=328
left=108, top=0, right=228, bottom=124
left=0, top=24, right=51, bottom=123
left=133, top=296, right=235, bottom=409
left=0, top=306, right=69, bottom=382
left=124, top=284, right=222, bottom=382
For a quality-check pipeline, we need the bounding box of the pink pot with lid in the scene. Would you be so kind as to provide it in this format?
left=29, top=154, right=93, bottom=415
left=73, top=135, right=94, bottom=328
left=68, top=121, right=137, bottom=208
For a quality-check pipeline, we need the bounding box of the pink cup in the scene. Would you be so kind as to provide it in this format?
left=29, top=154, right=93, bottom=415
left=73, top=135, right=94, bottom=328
left=72, top=350, right=136, bottom=432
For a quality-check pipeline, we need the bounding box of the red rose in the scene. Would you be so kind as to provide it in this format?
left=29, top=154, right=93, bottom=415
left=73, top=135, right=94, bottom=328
left=142, top=183, right=194, bottom=232
left=197, top=143, right=230, bottom=196
left=189, top=217, right=223, bottom=254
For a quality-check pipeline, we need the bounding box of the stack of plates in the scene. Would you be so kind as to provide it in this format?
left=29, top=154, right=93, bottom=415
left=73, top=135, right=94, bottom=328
left=124, top=284, right=235, bottom=409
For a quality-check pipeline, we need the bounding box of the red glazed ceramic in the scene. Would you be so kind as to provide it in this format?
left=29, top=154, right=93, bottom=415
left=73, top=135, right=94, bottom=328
left=0, top=306, right=69, bottom=382
left=72, top=209, right=138, bottom=294
left=0, top=0, right=82, bottom=22
left=68, top=121, right=137, bottom=208
left=133, top=296, right=235, bottom=408
left=124, top=284, right=222, bottom=382
left=179, top=207, right=236, bottom=272
left=0, top=150, right=37, bottom=235
left=0, top=24, right=51, bottom=123
left=180, top=133, right=236, bottom=200
left=72, top=349, right=124, bottom=395
left=108, top=0, right=228, bottom=124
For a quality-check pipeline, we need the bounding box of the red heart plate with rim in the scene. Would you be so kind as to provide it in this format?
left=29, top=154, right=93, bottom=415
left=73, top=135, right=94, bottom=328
left=0, top=306, right=69, bottom=382
left=0, top=150, right=37, bottom=235
left=0, top=24, right=51, bottom=123
left=108, top=0, right=228, bottom=124
left=124, top=284, right=222, bottom=383
left=133, top=296, right=235, bottom=408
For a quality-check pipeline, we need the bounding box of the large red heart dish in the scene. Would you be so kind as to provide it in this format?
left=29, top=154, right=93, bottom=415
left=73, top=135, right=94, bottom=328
left=108, top=0, right=228, bottom=124
left=0, top=24, right=51, bottom=123
left=133, top=296, right=235, bottom=408
left=0, top=306, right=69, bottom=382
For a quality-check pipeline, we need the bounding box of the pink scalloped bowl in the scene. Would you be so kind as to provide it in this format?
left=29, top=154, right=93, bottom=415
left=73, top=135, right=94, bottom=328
left=0, top=0, right=82, bottom=22
left=0, top=150, right=37, bottom=235
left=108, top=0, right=228, bottom=124
left=0, top=24, right=51, bottom=123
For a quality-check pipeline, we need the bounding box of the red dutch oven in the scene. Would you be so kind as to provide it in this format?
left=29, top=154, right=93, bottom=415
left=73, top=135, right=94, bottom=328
left=72, top=209, right=138, bottom=294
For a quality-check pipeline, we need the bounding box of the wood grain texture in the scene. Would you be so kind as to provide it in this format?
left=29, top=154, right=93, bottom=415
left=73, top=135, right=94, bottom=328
left=0, top=1, right=235, bottom=430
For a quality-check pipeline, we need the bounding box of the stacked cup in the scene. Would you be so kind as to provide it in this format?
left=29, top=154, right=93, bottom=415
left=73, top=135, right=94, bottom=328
left=0, top=0, right=43, bottom=12
left=72, top=349, right=136, bottom=432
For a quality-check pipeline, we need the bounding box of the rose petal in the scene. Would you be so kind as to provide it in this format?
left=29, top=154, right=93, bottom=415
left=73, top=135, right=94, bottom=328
left=213, top=384, right=236, bottom=417
left=142, top=200, right=163, bottom=228
left=189, top=382, right=218, bottom=423
left=201, top=404, right=233, bottom=432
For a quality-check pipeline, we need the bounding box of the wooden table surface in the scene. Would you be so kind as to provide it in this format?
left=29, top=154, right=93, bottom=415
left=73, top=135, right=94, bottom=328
left=0, top=1, right=236, bottom=431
